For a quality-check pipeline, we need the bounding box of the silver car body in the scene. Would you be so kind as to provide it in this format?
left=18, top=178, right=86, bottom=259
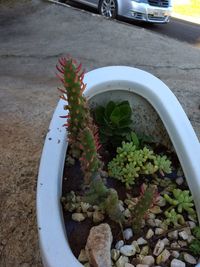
left=72, top=0, right=172, bottom=23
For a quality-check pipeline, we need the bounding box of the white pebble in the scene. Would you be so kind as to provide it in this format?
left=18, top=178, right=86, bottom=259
left=120, top=245, right=136, bottom=257
left=155, top=228, right=164, bottom=235
left=179, top=231, right=189, bottom=240
left=188, top=221, right=196, bottom=229
left=176, top=177, right=184, bottom=185
left=162, top=238, right=170, bottom=246
left=141, top=255, right=155, bottom=266
left=115, top=240, right=124, bottom=250
left=137, top=237, right=147, bottom=245
left=156, top=249, right=170, bottom=264
left=116, top=256, right=129, bottom=267
left=123, top=228, right=133, bottom=240
left=153, top=240, right=165, bottom=256
left=183, top=253, right=197, bottom=264
left=171, top=251, right=180, bottom=258
left=168, top=230, right=178, bottom=239
left=146, top=229, right=154, bottom=239
left=170, top=259, right=186, bottom=267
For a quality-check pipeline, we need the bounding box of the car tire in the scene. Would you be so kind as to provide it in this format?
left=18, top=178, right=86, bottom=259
left=98, top=0, right=118, bottom=19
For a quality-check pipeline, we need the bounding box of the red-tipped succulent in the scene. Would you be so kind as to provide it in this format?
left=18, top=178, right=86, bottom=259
left=57, top=56, right=101, bottom=183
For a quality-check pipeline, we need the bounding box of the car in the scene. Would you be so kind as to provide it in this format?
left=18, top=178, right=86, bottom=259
left=68, top=0, right=172, bottom=23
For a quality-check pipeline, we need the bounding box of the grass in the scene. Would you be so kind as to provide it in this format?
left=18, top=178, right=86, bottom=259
left=173, top=0, right=200, bottom=18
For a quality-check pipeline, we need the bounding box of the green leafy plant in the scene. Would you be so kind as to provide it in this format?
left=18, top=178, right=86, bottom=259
left=164, top=189, right=196, bottom=215
left=131, top=185, right=155, bottom=233
left=192, top=226, right=200, bottom=239
left=164, top=208, right=185, bottom=226
left=189, top=239, right=200, bottom=256
left=108, top=141, right=172, bottom=188
left=94, top=100, right=132, bottom=147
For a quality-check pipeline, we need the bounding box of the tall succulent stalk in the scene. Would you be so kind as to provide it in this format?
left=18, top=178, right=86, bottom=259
left=131, top=185, right=155, bottom=233
left=57, top=57, right=100, bottom=183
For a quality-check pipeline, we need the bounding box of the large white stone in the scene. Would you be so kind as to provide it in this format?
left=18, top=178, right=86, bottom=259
left=170, top=259, right=186, bottom=267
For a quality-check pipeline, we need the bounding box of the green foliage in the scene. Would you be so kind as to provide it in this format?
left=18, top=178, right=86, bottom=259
left=94, top=101, right=132, bottom=147
left=61, top=191, right=79, bottom=212
left=189, top=239, right=200, bottom=256
left=125, top=131, right=154, bottom=148
left=85, top=178, right=124, bottom=224
left=192, top=226, right=200, bottom=239
left=131, top=186, right=155, bottom=233
left=164, top=208, right=185, bottom=226
left=164, top=189, right=195, bottom=215
left=108, top=141, right=172, bottom=188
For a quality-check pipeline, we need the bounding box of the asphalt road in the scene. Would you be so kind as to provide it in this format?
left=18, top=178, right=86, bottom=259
left=62, top=0, right=200, bottom=48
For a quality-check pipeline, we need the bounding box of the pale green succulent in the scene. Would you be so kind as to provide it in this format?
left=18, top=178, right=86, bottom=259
left=164, top=208, right=185, bottom=226
left=164, top=189, right=195, bottom=215
left=108, top=141, right=172, bottom=188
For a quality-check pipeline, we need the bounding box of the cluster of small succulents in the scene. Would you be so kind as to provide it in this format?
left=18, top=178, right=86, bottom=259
left=108, top=141, right=172, bottom=188
left=164, top=189, right=196, bottom=216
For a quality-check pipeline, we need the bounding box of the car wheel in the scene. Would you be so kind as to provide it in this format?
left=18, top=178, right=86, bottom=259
left=99, top=0, right=118, bottom=19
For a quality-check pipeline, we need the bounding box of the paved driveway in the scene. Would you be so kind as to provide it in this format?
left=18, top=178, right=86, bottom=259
left=0, top=0, right=199, bottom=266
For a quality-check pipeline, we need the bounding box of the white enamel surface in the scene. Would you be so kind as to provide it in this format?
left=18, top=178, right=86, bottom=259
left=37, top=66, right=200, bottom=267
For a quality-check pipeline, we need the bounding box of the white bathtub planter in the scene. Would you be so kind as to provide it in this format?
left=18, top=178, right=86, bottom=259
left=37, top=66, right=200, bottom=267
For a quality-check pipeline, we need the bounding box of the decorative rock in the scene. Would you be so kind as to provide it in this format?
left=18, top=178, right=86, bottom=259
left=136, top=265, right=149, bottom=267
left=115, top=256, right=129, bottom=267
left=84, top=263, right=90, bottom=267
left=162, top=238, right=170, bottom=246
left=168, top=230, right=178, bottom=240
left=183, top=253, right=197, bottom=264
left=154, top=219, right=162, bottom=227
left=188, top=221, right=196, bottom=229
left=178, top=231, right=189, bottom=240
left=125, top=264, right=135, bottom=267
left=78, top=249, right=88, bottom=263
left=120, top=245, right=136, bottom=257
left=156, top=249, right=170, bottom=264
left=123, top=228, right=133, bottom=240
left=182, top=227, right=191, bottom=235
left=171, top=242, right=181, bottom=249
left=93, top=211, right=105, bottom=223
left=170, top=259, right=186, bottom=267
left=175, top=177, right=184, bottom=185
left=131, top=241, right=140, bottom=253
left=155, top=228, right=164, bottom=235
left=115, top=240, right=124, bottom=250
left=157, top=196, right=166, bottom=207
left=148, top=213, right=156, bottom=219
left=150, top=206, right=162, bottom=214
left=124, top=209, right=131, bottom=218
left=146, top=229, right=154, bottom=239
left=178, top=240, right=187, bottom=247
left=140, top=245, right=149, bottom=256
left=171, top=251, right=180, bottom=258
left=141, top=255, right=155, bottom=266
left=147, top=219, right=156, bottom=227
left=85, top=223, right=113, bottom=267
left=72, top=213, right=86, bottom=222
left=137, top=237, right=147, bottom=245
left=111, top=249, right=120, bottom=261
left=153, top=240, right=165, bottom=256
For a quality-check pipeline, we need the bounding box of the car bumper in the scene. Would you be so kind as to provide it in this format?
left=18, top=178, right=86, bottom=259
left=119, top=2, right=172, bottom=23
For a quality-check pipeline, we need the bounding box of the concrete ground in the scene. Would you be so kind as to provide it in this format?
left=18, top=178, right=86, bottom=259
left=0, top=0, right=199, bottom=266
